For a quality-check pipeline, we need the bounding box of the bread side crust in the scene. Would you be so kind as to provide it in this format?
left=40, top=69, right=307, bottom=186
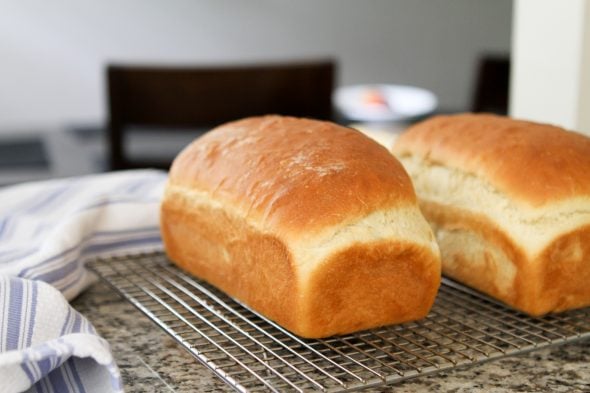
left=398, top=155, right=590, bottom=258
left=536, top=224, right=590, bottom=313
left=420, top=201, right=530, bottom=311
left=161, top=189, right=300, bottom=331
left=420, top=200, right=590, bottom=315
left=397, top=155, right=590, bottom=314
left=165, top=184, right=439, bottom=272
left=161, top=185, right=441, bottom=338
left=392, top=114, right=590, bottom=207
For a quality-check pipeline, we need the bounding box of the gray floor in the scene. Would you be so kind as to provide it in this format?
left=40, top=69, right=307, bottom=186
left=0, top=128, right=205, bottom=186
left=0, top=129, right=97, bottom=186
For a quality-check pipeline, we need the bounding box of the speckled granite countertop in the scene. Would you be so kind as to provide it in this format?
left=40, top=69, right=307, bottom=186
left=72, top=281, right=590, bottom=392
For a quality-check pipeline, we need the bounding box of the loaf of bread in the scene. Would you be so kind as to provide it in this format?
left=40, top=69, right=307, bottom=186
left=392, top=113, right=590, bottom=315
left=161, top=115, right=441, bottom=338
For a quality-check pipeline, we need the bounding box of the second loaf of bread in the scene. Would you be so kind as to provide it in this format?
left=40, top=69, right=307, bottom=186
left=392, top=114, right=590, bottom=316
left=161, top=115, right=441, bottom=338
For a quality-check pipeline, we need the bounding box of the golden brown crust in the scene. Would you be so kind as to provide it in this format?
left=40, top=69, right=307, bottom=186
left=301, top=241, right=440, bottom=337
left=393, top=114, right=590, bottom=207
left=420, top=201, right=529, bottom=311
left=161, top=195, right=299, bottom=330
left=536, top=225, right=590, bottom=314
left=420, top=200, right=590, bottom=315
left=393, top=114, right=590, bottom=315
left=161, top=189, right=440, bottom=338
left=161, top=116, right=441, bottom=337
left=169, top=115, right=417, bottom=235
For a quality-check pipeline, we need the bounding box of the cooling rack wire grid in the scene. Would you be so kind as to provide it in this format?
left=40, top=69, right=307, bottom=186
left=88, top=252, right=590, bottom=392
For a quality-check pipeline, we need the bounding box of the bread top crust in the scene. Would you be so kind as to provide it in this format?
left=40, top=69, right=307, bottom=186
left=168, top=115, right=417, bottom=236
left=392, top=114, right=590, bottom=207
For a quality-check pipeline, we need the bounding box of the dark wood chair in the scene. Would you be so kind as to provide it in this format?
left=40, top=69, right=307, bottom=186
left=107, top=60, right=336, bottom=170
left=471, top=54, right=510, bottom=115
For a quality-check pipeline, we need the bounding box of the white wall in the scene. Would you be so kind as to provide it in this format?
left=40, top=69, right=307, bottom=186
left=0, top=0, right=512, bottom=133
left=510, top=0, right=590, bottom=135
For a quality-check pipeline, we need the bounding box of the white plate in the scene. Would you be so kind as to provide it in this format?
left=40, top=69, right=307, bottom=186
left=333, top=84, right=438, bottom=122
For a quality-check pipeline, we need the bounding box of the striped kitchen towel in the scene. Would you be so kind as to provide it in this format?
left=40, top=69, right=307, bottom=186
left=0, top=170, right=168, bottom=393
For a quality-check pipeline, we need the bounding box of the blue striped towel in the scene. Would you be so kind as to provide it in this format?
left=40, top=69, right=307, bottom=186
left=0, top=170, right=168, bottom=393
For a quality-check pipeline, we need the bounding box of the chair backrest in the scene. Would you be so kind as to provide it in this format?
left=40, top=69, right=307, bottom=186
left=471, top=54, right=510, bottom=115
left=107, top=60, right=336, bottom=170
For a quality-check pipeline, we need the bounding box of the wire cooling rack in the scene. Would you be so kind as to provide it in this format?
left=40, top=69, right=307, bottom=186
left=87, top=252, right=590, bottom=392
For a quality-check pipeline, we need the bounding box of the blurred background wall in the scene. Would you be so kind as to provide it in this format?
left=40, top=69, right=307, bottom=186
left=0, top=0, right=512, bottom=134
